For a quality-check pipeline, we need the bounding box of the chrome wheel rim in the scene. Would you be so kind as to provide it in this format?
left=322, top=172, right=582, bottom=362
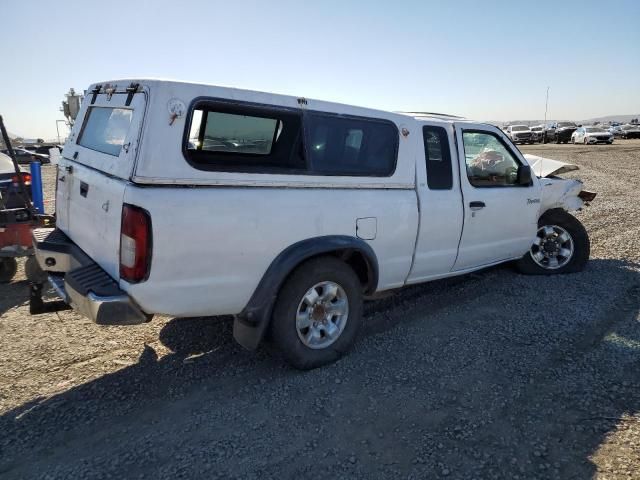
left=530, top=225, right=574, bottom=270
left=295, top=281, right=349, bottom=349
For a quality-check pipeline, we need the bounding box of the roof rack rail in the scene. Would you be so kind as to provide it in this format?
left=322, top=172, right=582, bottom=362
left=401, top=111, right=464, bottom=119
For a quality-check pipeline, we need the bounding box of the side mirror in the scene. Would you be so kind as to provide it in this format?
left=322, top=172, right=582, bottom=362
left=517, top=165, right=533, bottom=185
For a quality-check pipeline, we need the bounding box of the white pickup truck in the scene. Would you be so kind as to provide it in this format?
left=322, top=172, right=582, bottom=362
left=32, top=79, right=595, bottom=369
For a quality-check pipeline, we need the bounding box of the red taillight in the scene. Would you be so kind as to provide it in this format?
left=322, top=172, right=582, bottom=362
left=120, top=204, right=152, bottom=283
left=12, top=173, right=31, bottom=187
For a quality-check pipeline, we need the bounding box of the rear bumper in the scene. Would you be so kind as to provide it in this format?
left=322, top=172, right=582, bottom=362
left=32, top=228, right=150, bottom=325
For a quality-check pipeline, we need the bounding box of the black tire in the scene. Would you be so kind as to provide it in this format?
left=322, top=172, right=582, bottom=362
left=517, top=209, right=590, bottom=275
left=270, top=256, right=363, bottom=370
left=0, top=258, right=18, bottom=283
left=25, top=256, right=47, bottom=283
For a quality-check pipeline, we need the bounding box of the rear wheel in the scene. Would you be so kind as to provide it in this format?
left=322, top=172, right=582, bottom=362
left=270, top=256, right=363, bottom=370
left=517, top=209, right=590, bottom=275
left=0, top=258, right=18, bottom=283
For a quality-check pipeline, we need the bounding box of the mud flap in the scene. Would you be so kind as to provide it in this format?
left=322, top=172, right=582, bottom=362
left=233, top=313, right=271, bottom=351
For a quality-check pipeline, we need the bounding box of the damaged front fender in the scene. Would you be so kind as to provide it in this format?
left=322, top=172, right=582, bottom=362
left=540, top=177, right=586, bottom=212
left=523, top=154, right=597, bottom=213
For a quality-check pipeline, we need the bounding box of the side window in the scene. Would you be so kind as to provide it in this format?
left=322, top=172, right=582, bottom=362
left=304, top=113, right=398, bottom=176
left=185, top=102, right=304, bottom=172
left=422, top=126, right=453, bottom=190
left=462, top=131, right=523, bottom=187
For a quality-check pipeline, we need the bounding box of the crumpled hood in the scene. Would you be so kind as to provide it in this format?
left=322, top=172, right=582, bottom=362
left=523, top=154, right=579, bottom=177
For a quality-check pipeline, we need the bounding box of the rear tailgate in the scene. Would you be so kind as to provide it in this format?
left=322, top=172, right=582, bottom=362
left=57, top=85, right=146, bottom=280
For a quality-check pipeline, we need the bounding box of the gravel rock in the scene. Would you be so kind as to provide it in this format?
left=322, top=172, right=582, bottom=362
left=0, top=142, right=639, bottom=479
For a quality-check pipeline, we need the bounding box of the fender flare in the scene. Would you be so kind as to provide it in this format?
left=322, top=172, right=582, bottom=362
left=233, top=235, right=378, bottom=350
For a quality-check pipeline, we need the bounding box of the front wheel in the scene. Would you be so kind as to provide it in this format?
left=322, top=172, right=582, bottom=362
left=517, top=209, right=590, bottom=275
left=270, top=256, right=363, bottom=370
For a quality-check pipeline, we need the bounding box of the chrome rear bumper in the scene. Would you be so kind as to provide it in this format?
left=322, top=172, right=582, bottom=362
left=32, top=228, right=150, bottom=325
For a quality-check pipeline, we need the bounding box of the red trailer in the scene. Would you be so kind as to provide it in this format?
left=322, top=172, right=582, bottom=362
left=0, top=116, right=52, bottom=282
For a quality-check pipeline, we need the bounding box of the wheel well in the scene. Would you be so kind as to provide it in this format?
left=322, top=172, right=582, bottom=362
left=335, top=249, right=374, bottom=293
left=296, top=249, right=376, bottom=294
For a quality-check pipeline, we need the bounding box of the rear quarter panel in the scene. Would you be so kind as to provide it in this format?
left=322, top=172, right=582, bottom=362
left=122, top=186, right=418, bottom=317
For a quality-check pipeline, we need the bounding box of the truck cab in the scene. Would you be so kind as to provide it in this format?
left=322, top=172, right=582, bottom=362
left=32, top=79, right=594, bottom=369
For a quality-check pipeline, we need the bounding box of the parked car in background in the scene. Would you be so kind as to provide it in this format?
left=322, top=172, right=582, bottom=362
left=545, top=122, right=578, bottom=143
left=619, top=124, right=640, bottom=139
left=571, top=126, right=614, bottom=144
left=530, top=125, right=544, bottom=142
left=505, top=125, right=534, bottom=144
left=608, top=125, right=623, bottom=137
left=1, top=148, right=49, bottom=164
left=0, top=152, right=32, bottom=209
left=25, top=145, right=59, bottom=157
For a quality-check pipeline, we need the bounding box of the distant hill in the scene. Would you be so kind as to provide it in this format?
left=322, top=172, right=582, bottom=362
left=580, top=114, right=639, bottom=124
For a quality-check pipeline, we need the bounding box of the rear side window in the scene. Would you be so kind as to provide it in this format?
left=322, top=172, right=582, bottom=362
left=77, top=107, right=133, bottom=156
left=184, top=101, right=398, bottom=176
left=422, top=126, right=452, bottom=190
left=185, top=102, right=304, bottom=172
left=305, top=113, right=397, bottom=176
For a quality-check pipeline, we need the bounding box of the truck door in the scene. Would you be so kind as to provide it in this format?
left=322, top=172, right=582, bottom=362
left=452, top=123, right=540, bottom=271
left=406, top=123, right=463, bottom=282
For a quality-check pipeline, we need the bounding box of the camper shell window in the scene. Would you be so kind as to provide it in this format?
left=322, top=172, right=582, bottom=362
left=183, top=99, right=399, bottom=177
left=77, top=107, right=133, bottom=157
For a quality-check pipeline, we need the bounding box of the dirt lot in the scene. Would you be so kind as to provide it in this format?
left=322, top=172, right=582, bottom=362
left=1, top=141, right=639, bottom=479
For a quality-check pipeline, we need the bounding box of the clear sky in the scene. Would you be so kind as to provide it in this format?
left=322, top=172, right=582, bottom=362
left=1, top=0, right=639, bottom=139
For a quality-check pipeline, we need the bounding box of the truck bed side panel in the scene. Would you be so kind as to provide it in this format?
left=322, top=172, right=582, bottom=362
left=122, top=186, right=418, bottom=317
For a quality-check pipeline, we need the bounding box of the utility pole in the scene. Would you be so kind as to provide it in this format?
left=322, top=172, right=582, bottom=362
left=543, top=86, right=550, bottom=144
left=55, top=120, right=67, bottom=145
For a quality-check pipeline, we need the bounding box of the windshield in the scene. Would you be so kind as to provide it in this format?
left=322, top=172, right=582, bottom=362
left=585, top=127, right=605, bottom=133
left=512, top=126, right=529, bottom=131
left=531, top=127, right=542, bottom=131
left=558, top=122, right=577, bottom=128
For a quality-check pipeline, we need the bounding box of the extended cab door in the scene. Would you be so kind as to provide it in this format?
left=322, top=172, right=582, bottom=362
left=406, top=122, right=464, bottom=282
left=452, top=123, right=540, bottom=271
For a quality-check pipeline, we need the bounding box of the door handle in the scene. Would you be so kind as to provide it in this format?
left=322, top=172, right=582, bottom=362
left=80, top=182, right=89, bottom=197
left=469, top=201, right=485, bottom=210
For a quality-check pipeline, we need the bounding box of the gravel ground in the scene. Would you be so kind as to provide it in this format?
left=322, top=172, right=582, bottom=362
left=1, top=141, right=639, bottom=479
